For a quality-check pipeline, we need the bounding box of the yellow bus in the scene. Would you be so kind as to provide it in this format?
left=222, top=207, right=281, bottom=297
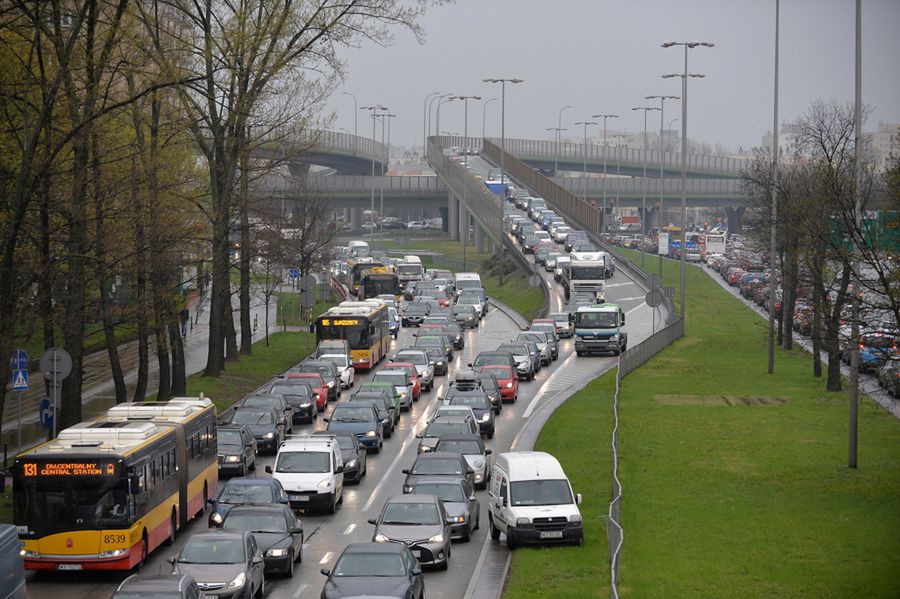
left=360, top=266, right=401, bottom=300
left=14, top=397, right=218, bottom=571
left=347, top=258, right=384, bottom=296
left=315, top=302, right=390, bottom=370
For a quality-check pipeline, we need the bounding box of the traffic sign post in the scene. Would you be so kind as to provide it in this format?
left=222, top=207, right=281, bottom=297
left=40, top=347, right=73, bottom=438
left=39, top=398, right=53, bottom=430
left=11, top=349, right=29, bottom=452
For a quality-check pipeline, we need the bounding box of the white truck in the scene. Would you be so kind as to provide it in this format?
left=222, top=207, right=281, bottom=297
left=561, top=252, right=613, bottom=301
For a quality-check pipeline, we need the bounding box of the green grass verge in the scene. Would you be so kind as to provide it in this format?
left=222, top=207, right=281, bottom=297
left=504, top=251, right=900, bottom=598
left=275, top=290, right=340, bottom=327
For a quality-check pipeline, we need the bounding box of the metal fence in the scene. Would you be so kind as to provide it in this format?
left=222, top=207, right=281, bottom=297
left=554, top=176, right=744, bottom=198
left=259, top=173, right=447, bottom=196
left=494, top=137, right=748, bottom=177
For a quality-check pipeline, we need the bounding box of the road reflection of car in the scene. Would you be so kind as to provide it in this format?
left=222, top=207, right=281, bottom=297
left=208, top=477, right=289, bottom=527
left=216, top=424, right=257, bottom=477
left=322, top=406, right=381, bottom=460
left=223, top=406, right=284, bottom=454
left=112, top=574, right=200, bottom=599
left=268, top=379, right=318, bottom=424
left=169, top=529, right=265, bottom=599
left=369, top=494, right=452, bottom=570
left=219, top=504, right=304, bottom=578
left=320, top=542, right=424, bottom=599
left=433, top=434, right=492, bottom=490
left=408, top=479, right=479, bottom=542
left=402, top=452, right=475, bottom=492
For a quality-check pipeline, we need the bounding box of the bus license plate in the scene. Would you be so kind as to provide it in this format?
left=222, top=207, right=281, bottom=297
left=58, top=564, right=83, bottom=570
left=539, top=531, right=564, bottom=539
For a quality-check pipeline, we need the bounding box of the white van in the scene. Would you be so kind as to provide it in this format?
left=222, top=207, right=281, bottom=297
left=348, top=240, right=370, bottom=258
left=397, top=255, right=425, bottom=288
left=267, top=435, right=344, bottom=514
left=487, top=451, right=583, bottom=549
left=454, top=272, right=483, bottom=296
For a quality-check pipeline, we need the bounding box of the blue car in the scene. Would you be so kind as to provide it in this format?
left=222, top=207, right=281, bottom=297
left=324, top=402, right=384, bottom=454
left=208, top=476, right=290, bottom=527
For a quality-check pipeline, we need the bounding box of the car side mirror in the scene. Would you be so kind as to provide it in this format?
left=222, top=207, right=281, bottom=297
left=576, top=493, right=583, bottom=505
left=467, top=362, right=473, bottom=367
left=265, top=466, right=273, bottom=474
left=335, top=465, right=343, bottom=473
left=293, top=526, right=304, bottom=534
left=367, top=518, right=377, bottom=525
left=415, top=433, right=423, bottom=439
left=321, top=568, right=331, bottom=576
left=323, top=417, right=330, bottom=422
left=466, top=468, right=475, bottom=475
left=252, top=555, right=263, bottom=565
left=401, top=468, right=410, bottom=475
left=485, top=449, right=492, bottom=455
left=411, top=565, right=422, bottom=576
left=167, top=556, right=177, bottom=565
left=207, top=497, right=216, bottom=505
left=500, top=496, right=507, bottom=507
left=621, top=314, right=626, bottom=325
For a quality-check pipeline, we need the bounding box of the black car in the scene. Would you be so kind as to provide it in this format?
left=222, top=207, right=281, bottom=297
left=268, top=379, right=318, bottom=424
left=402, top=303, right=431, bottom=327
left=421, top=346, right=449, bottom=376
left=224, top=406, right=285, bottom=454
left=350, top=392, right=396, bottom=438
left=293, top=360, right=342, bottom=401
left=112, top=574, right=200, bottom=599
left=217, top=424, right=257, bottom=477
left=402, top=452, right=475, bottom=493
left=208, top=476, right=290, bottom=527
left=441, top=322, right=465, bottom=350
left=475, top=371, right=502, bottom=414
left=240, top=393, right=294, bottom=434
left=220, top=504, right=304, bottom=578
left=443, top=388, right=495, bottom=438
left=313, top=429, right=368, bottom=482
left=320, top=542, right=424, bottom=599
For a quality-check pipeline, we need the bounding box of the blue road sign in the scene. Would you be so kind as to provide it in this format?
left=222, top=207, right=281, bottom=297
left=10, top=349, right=28, bottom=371
left=39, top=398, right=53, bottom=429
left=12, top=369, right=28, bottom=391
left=288, top=268, right=300, bottom=279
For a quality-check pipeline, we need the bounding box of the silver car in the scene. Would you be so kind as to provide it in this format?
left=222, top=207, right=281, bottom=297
left=433, top=434, right=492, bottom=490
left=408, top=478, right=480, bottom=542
left=320, top=353, right=355, bottom=389
left=369, top=494, right=452, bottom=570
left=394, top=349, right=435, bottom=391
left=170, top=529, right=265, bottom=598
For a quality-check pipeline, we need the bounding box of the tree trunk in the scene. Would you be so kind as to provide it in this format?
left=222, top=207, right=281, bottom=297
left=776, top=249, right=784, bottom=347
left=224, top=284, right=239, bottom=361
left=132, top=150, right=150, bottom=401
left=811, top=257, right=823, bottom=378
left=781, top=244, right=798, bottom=351
left=239, top=129, right=252, bottom=354
left=168, top=320, right=187, bottom=395
left=204, top=161, right=231, bottom=376
left=264, top=295, right=271, bottom=347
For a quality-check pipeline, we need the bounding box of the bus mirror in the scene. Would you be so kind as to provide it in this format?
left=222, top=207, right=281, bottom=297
left=621, top=313, right=626, bottom=325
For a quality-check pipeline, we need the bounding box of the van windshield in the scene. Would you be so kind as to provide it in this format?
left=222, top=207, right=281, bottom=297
left=510, top=479, right=573, bottom=506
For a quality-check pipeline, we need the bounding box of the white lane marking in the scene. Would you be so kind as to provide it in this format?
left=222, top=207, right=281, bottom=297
left=605, top=282, right=635, bottom=288
left=292, top=584, right=308, bottom=598
left=343, top=523, right=356, bottom=535
left=626, top=303, right=647, bottom=314
left=319, top=551, right=333, bottom=565
left=617, top=296, right=647, bottom=302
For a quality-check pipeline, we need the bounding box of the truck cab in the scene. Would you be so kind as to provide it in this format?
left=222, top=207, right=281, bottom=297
left=573, top=304, right=627, bottom=356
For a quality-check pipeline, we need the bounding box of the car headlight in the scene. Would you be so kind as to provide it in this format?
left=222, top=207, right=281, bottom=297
left=327, top=381, right=335, bottom=388
left=437, top=361, right=444, bottom=366
left=427, top=533, right=444, bottom=544
left=211, top=512, right=223, bottom=524
left=98, top=547, right=130, bottom=558
left=267, top=548, right=288, bottom=557
left=226, top=455, right=240, bottom=463
left=345, top=459, right=358, bottom=468
left=516, top=517, right=531, bottom=526
left=569, top=514, right=583, bottom=523
left=365, top=430, right=377, bottom=438
left=475, top=472, right=483, bottom=482
left=374, top=532, right=389, bottom=543
left=403, top=485, right=414, bottom=493
left=449, top=515, right=466, bottom=524
left=226, top=571, right=246, bottom=589
left=264, top=432, right=275, bottom=439
left=609, top=334, right=618, bottom=340
left=317, top=478, right=332, bottom=490
left=506, top=382, right=513, bottom=389
left=481, top=413, right=490, bottom=422
left=299, top=402, right=311, bottom=408
left=418, top=445, right=432, bottom=453
left=474, top=459, right=485, bottom=469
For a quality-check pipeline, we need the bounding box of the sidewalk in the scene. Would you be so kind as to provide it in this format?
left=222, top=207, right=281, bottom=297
left=2, top=288, right=280, bottom=457
left=700, top=262, right=900, bottom=419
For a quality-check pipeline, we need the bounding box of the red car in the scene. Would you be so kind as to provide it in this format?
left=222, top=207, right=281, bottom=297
left=385, top=362, right=422, bottom=401
left=479, top=364, right=518, bottom=402
left=286, top=372, right=328, bottom=411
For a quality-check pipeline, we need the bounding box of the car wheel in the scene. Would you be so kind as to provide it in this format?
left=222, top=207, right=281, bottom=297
left=462, top=526, right=471, bottom=542
left=489, top=515, right=500, bottom=540
left=487, top=429, right=494, bottom=440
left=255, top=575, right=265, bottom=598
left=286, top=551, right=295, bottom=577
left=240, top=460, right=248, bottom=477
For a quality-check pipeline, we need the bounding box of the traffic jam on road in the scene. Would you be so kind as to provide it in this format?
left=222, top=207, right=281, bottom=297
left=16, top=163, right=652, bottom=599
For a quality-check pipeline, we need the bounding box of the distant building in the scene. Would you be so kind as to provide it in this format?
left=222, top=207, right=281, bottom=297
left=864, top=122, right=900, bottom=172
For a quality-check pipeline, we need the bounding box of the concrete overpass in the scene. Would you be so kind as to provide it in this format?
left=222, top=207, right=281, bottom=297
left=257, top=129, right=388, bottom=175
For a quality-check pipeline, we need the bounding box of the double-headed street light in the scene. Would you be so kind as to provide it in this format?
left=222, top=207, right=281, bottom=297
left=546, top=126, right=567, bottom=175
left=450, top=95, right=482, bottom=270
left=483, top=78, right=523, bottom=284
left=554, top=105, right=573, bottom=173
left=361, top=104, right=388, bottom=234
left=436, top=96, right=459, bottom=142
left=422, top=91, right=441, bottom=158
left=591, top=113, right=618, bottom=233
left=645, top=94, right=680, bottom=260
left=662, top=39, right=714, bottom=318
left=482, top=97, right=497, bottom=140
left=574, top=121, right=597, bottom=199
left=631, top=106, right=660, bottom=268
left=427, top=93, right=451, bottom=150
left=342, top=91, right=358, bottom=153
left=380, top=113, right=396, bottom=242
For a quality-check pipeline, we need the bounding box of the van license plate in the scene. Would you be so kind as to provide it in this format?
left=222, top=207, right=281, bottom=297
left=291, top=494, right=309, bottom=501
left=58, top=564, right=82, bottom=570
left=539, top=531, right=564, bottom=539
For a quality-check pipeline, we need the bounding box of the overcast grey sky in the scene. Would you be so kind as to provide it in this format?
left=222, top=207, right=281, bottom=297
left=328, top=0, right=900, bottom=153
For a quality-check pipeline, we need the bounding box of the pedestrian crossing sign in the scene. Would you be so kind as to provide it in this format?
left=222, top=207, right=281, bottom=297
left=12, top=369, right=28, bottom=391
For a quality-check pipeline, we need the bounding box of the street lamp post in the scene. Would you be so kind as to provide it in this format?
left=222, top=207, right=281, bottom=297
left=482, top=97, right=497, bottom=141
left=645, top=95, right=680, bottom=255
left=768, top=0, right=780, bottom=376
left=574, top=120, right=598, bottom=200
left=381, top=113, right=396, bottom=242
left=611, top=133, right=629, bottom=231
left=555, top=105, right=572, bottom=174
left=591, top=113, right=618, bottom=234
left=632, top=106, right=660, bottom=268
left=546, top=126, right=566, bottom=175
left=451, top=95, right=482, bottom=270
left=427, top=93, right=450, bottom=152
left=361, top=105, right=387, bottom=236
left=436, top=96, right=459, bottom=142
left=341, top=91, right=358, bottom=153
left=663, top=39, right=714, bottom=318
left=422, top=91, right=440, bottom=158
left=483, top=78, right=524, bottom=285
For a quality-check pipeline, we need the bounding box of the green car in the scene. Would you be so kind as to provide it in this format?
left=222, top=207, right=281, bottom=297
left=357, top=382, right=401, bottom=422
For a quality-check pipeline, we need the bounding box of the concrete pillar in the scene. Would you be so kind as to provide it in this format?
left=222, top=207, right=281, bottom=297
left=438, top=206, right=449, bottom=233
left=351, top=206, right=362, bottom=231
left=726, top=206, right=746, bottom=235
left=474, top=223, right=485, bottom=253
left=458, top=200, right=468, bottom=245
left=448, top=193, right=459, bottom=241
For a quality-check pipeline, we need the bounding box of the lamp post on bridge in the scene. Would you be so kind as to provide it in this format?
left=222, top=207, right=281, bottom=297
left=610, top=133, right=629, bottom=233
left=546, top=126, right=566, bottom=176
left=645, top=94, right=680, bottom=256
left=662, top=39, right=714, bottom=319
left=483, top=78, right=524, bottom=285
left=436, top=96, right=459, bottom=144
left=341, top=92, right=358, bottom=154
left=574, top=120, right=598, bottom=200
left=451, top=95, right=482, bottom=271
left=592, top=113, right=618, bottom=235
left=632, top=106, right=660, bottom=268
left=427, top=93, right=451, bottom=153
left=361, top=104, right=387, bottom=236
left=554, top=105, right=572, bottom=174
left=482, top=97, right=497, bottom=142
left=380, top=113, right=396, bottom=242
left=422, top=91, right=440, bottom=159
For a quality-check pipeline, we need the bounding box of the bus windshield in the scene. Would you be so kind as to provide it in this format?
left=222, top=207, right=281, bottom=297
left=363, top=276, right=399, bottom=298
left=575, top=311, right=618, bottom=328
left=317, top=319, right=370, bottom=349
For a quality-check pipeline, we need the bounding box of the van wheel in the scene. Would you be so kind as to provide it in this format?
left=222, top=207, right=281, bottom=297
left=507, top=534, right=518, bottom=550
left=489, top=516, right=500, bottom=541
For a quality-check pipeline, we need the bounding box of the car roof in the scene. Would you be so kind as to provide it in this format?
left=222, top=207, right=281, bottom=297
left=224, top=477, right=279, bottom=487
left=342, top=542, right=408, bottom=555
left=434, top=434, right=483, bottom=444
left=429, top=415, right=472, bottom=424
left=188, top=528, right=248, bottom=541
left=414, top=451, right=464, bottom=461
left=385, top=493, right=441, bottom=505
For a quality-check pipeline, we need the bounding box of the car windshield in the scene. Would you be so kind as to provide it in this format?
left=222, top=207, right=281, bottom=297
left=332, top=553, right=406, bottom=577
left=510, top=479, right=574, bottom=507
left=412, top=458, right=463, bottom=475
left=231, top=410, right=274, bottom=425
left=223, top=512, right=287, bottom=533
left=448, top=394, right=489, bottom=409
left=270, top=383, right=312, bottom=396
left=406, top=305, right=429, bottom=314
left=498, top=345, right=527, bottom=358
left=458, top=293, right=483, bottom=303
left=218, top=430, right=242, bottom=445
left=862, top=336, right=895, bottom=349
left=276, top=451, right=330, bottom=474
left=243, top=397, right=280, bottom=410
left=425, top=422, right=469, bottom=436
left=435, top=440, right=482, bottom=455
left=396, top=352, right=427, bottom=365
left=416, top=337, right=443, bottom=348
left=453, top=305, right=475, bottom=315
left=382, top=502, right=441, bottom=525
left=113, top=594, right=184, bottom=599
left=331, top=407, right=375, bottom=422
left=219, top=484, right=274, bottom=504
left=412, top=483, right=466, bottom=503
left=320, top=355, right=349, bottom=369
left=473, top=355, right=508, bottom=367
left=179, top=537, right=245, bottom=564
left=374, top=373, right=408, bottom=386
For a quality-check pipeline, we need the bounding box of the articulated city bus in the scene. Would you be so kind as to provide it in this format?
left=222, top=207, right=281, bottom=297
left=315, top=302, right=390, bottom=370
left=347, top=258, right=384, bottom=296
left=360, top=266, right=401, bottom=300
left=14, top=397, right=218, bottom=571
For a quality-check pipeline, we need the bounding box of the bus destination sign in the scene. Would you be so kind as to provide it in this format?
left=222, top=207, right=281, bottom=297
left=321, top=319, right=359, bottom=326
left=22, top=461, right=117, bottom=477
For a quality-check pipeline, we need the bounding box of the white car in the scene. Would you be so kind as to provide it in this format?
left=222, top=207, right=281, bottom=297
left=320, top=353, right=355, bottom=389
left=407, top=221, right=424, bottom=230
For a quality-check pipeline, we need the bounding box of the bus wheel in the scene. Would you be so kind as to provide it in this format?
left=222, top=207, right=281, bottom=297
left=165, top=509, right=177, bottom=546
left=200, top=483, right=209, bottom=517
left=136, top=532, right=148, bottom=570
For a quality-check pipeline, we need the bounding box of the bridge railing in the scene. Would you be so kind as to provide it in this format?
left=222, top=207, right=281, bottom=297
left=492, top=137, right=748, bottom=176
left=554, top=176, right=744, bottom=197
left=262, top=128, right=388, bottom=164
left=258, top=173, right=447, bottom=195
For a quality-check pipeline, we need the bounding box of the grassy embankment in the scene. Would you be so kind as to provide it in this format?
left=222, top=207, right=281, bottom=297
left=503, top=251, right=900, bottom=598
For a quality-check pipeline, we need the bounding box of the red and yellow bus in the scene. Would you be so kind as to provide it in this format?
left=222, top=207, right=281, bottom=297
left=315, top=302, right=391, bottom=370
left=14, top=397, right=218, bottom=571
